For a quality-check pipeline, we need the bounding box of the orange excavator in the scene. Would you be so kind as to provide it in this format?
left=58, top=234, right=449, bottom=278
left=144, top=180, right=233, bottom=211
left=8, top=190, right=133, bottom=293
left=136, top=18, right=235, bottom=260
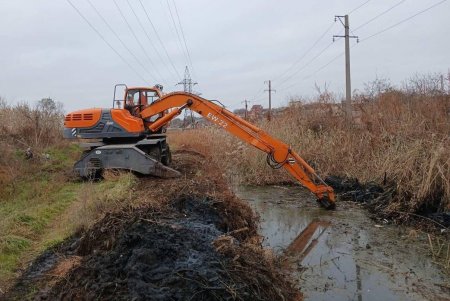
left=64, top=85, right=335, bottom=209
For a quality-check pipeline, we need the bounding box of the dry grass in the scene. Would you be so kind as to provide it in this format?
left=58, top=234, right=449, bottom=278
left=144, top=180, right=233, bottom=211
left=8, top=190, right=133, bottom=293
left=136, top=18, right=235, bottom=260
left=61, top=171, right=138, bottom=234
left=168, top=90, right=450, bottom=219
left=0, top=98, right=66, bottom=188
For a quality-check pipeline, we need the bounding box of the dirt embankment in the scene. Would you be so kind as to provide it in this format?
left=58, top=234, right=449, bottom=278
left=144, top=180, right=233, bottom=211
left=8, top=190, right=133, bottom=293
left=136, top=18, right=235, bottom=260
left=4, top=150, right=299, bottom=301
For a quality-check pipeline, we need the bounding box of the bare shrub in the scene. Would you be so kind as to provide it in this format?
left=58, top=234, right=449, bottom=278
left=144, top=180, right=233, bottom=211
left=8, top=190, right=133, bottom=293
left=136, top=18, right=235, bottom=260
left=403, top=72, right=447, bottom=96
left=0, top=98, right=66, bottom=192
left=0, top=98, right=64, bottom=150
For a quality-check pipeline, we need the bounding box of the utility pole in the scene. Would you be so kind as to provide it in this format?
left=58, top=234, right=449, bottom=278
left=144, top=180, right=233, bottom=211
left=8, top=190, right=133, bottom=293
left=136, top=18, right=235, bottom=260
left=264, top=80, right=276, bottom=121
left=241, top=99, right=250, bottom=120
left=177, top=66, right=197, bottom=128
left=447, top=69, right=450, bottom=93
left=333, top=15, right=358, bottom=121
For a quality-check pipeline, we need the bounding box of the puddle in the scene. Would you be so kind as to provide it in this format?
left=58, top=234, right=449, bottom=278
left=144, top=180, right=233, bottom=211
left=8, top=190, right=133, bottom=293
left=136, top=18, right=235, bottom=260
left=236, top=185, right=450, bottom=301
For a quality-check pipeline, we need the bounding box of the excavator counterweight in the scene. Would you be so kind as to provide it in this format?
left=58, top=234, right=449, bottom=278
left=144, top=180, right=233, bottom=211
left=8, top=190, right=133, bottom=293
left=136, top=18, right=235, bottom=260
left=64, top=85, right=336, bottom=209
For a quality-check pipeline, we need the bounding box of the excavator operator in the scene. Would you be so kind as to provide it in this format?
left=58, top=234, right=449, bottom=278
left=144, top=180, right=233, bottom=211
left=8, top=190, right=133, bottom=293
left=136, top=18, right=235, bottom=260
left=125, top=92, right=139, bottom=116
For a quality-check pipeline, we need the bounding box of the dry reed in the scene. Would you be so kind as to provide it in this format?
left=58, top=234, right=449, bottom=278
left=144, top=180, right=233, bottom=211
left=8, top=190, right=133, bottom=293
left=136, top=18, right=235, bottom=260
left=168, top=90, right=449, bottom=219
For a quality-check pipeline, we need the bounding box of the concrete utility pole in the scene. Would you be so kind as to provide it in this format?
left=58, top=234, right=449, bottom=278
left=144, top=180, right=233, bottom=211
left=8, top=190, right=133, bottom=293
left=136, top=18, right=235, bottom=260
left=333, top=15, right=358, bottom=121
left=177, top=66, right=198, bottom=128
left=448, top=69, right=450, bottom=93
left=264, top=80, right=276, bottom=121
left=241, top=99, right=250, bottom=120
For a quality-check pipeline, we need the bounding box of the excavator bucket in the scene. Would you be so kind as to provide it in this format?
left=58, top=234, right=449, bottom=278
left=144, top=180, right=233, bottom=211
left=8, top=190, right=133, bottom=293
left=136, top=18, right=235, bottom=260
left=317, top=196, right=336, bottom=210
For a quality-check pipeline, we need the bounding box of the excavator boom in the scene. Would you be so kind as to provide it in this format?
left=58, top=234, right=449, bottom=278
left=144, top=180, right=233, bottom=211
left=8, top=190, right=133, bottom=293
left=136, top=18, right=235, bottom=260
left=140, top=92, right=335, bottom=208
left=64, top=87, right=335, bottom=209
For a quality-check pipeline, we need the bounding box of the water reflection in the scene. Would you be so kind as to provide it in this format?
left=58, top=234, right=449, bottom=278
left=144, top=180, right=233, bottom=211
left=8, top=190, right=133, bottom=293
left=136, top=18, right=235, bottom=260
left=236, top=185, right=447, bottom=301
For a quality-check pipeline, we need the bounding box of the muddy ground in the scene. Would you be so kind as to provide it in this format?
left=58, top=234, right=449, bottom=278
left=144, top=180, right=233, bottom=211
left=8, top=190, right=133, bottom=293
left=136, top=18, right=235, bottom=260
left=3, top=151, right=299, bottom=301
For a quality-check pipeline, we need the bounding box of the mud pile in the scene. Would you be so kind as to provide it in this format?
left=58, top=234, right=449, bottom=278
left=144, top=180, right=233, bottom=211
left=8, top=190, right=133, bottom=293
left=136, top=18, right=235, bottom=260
left=5, top=150, right=299, bottom=301
left=325, top=175, right=450, bottom=229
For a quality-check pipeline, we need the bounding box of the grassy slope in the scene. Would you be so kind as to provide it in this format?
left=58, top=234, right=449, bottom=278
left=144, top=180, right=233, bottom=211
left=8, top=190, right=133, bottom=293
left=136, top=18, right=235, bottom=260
left=0, top=144, right=136, bottom=291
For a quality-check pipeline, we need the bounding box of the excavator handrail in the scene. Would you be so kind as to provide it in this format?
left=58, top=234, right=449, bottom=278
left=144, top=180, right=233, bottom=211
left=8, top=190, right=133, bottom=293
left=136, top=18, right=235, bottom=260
left=140, top=92, right=335, bottom=208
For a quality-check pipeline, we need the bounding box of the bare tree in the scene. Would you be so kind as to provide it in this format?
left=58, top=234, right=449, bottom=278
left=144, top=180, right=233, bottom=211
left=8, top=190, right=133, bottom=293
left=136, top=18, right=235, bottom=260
left=363, top=76, right=393, bottom=99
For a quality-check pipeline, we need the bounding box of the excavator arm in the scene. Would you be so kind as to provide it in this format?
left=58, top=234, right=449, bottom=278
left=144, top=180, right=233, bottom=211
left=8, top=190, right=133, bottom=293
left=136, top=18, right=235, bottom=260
left=140, top=92, right=335, bottom=209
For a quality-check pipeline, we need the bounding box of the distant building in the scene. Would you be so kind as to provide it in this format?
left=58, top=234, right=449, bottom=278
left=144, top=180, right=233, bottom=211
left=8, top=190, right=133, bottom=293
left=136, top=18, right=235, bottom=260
left=249, top=105, right=264, bottom=120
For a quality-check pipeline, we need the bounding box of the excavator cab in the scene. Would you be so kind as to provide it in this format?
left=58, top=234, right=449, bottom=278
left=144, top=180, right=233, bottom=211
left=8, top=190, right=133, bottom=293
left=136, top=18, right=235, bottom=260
left=114, top=84, right=163, bottom=114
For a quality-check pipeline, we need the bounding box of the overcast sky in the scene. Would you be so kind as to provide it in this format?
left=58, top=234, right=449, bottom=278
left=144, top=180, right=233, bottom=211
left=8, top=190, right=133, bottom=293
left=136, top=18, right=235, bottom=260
left=0, top=0, right=448, bottom=112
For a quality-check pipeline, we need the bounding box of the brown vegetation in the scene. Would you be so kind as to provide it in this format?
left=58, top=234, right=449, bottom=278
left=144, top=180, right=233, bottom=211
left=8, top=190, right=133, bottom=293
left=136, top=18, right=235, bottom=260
left=0, top=98, right=66, bottom=188
left=168, top=86, right=449, bottom=224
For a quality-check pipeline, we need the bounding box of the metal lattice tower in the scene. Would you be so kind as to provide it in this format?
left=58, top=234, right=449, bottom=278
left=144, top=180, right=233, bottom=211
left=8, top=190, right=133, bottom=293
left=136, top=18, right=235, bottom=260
left=177, top=66, right=198, bottom=127
left=177, top=66, right=197, bottom=93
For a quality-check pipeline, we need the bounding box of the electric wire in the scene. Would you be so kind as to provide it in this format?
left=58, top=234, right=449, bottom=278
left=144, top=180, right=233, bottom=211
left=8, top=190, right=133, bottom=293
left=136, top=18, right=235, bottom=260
left=277, top=0, right=446, bottom=97
left=172, top=0, right=196, bottom=77
left=281, top=0, right=447, bottom=91
left=138, top=0, right=182, bottom=79
left=65, top=0, right=148, bottom=83
left=165, top=0, right=190, bottom=75
left=112, top=0, right=167, bottom=83
left=348, top=0, right=371, bottom=15
left=85, top=0, right=156, bottom=82
left=279, top=50, right=345, bottom=92
left=250, top=88, right=265, bottom=102
left=276, top=41, right=335, bottom=90
left=360, top=0, right=448, bottom=42
left=269, top=0, right=364, bottom=91
left=274, top=22, right=336, bottom=83
left=353, top=0, right=407, bottom=31
left=125, top=0, right=177, bottom=81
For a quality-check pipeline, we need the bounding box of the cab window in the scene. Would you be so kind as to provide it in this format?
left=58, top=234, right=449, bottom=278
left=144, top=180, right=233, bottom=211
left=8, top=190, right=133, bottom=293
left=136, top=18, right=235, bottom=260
left=146, top=91, right=159, bottom=104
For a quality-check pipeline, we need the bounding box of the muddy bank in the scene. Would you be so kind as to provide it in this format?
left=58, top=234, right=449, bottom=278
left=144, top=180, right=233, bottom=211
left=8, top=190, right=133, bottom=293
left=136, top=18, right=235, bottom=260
left=236, top=185, right=450, bottom=301
left=325, top=176, right=450, bottom=230
left=4, top=151, right=298, bottom=301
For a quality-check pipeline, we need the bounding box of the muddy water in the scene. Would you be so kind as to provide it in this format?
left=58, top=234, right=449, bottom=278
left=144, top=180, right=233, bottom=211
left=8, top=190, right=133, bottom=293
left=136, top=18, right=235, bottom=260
left=235, top=185, right=450, bottom=301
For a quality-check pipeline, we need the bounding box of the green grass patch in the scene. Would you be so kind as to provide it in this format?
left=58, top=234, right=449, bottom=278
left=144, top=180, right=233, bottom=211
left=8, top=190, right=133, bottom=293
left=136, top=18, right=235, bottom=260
left=0, top=144, right=84, bottom=286
left=0, top=150, right=137, bottom=289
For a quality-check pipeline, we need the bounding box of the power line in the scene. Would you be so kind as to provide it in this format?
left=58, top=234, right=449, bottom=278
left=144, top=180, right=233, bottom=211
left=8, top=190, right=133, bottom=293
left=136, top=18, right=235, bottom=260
left=278, top=0, right=447, bottom=97
left=65, top=0, right=148, bottom=83
left=112, top=0, right=167, bottom=83
left=277, top=41, right=335, bottom=89
left=308, top=51, right=346, bottom=79
left=85, top=0, right=156, bottom=82
left=125, top=0, right=176, bottom=81
left=280, top=51, right=345, bottom=92
left=274, top=22, right=336, bottom=83
left=172, top=0, right=196, bottom=77
left=248, top=85, right=266, bottom=103
left=138, top=0, right=182, bottom=79
left=250, top=5, right=346, bottom=100
left=361, top=0, right=448, bottom=42
left=354, top=0, right=406, bottom=31
left=348, top=0, right=371, bottom=15
left=165, top=0, right=190, bottom=75
left=281, top=0, right=446, bottom=91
